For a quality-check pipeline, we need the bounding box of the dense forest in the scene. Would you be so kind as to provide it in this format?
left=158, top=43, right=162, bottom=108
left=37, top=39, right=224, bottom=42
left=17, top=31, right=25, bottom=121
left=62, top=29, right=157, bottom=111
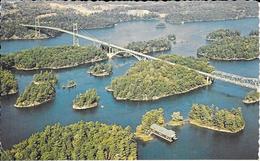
left=0, top=121, right=137, bottom=160
left=108, top=58, right=210, bottom=101
left=0, top=69, right=18, bottom=96
left=89, top=63, right=112, bottom=76
left=197, top=36, right=259, bottom=60
left=33, top=71, right=58, bottom=85
left=243, top=90, right=260, bottom=104
left=73, top=89, right=99, bottom=109
left=135, top=108, right=164, bottom=141
left=15, top=82, right=56, bottom=108
left=0, top=46, right=107, bottom=70
left=189, top=104, right=245, bottom=133
left=126, top=38, right=172, bottom=54
left=206, top=29, right=240, bottom=41
left=158, top=54, right=214, bottom=73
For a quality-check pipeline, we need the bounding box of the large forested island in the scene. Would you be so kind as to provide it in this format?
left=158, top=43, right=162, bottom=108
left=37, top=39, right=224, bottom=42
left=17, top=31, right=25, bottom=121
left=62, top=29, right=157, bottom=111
left=0, top=69, right=18, bottom=96
left=126, top=38, right=172, bottom=54
left=88, top=63, right=112, bottom=77
left=0, top=46, right=107, bottom=70
left=73, top=89, right=100, bottom=109
left=0, top=121, right=137, bottom=160
left=189, top=104, right=245, bottom=133
left=107, top=54, right=213, bottom=101
left=243, top=90, right=260, bottom=104
left=198, top=30, right=259, bottom=60
left=15, top=72, right=57, bottom=108
left=206, top=29, right=240, bottom=41
left=135, top=108, right=164, bottom=141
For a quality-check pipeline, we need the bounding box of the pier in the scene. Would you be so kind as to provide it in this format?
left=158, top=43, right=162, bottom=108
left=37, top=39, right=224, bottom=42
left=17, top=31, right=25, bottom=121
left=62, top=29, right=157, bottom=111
left=150, top=124, right=177, bottom=142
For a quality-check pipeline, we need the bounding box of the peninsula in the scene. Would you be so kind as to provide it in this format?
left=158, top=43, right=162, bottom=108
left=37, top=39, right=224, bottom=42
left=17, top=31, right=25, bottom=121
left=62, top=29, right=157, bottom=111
left=33, top=71, right=58, bottom=85
left=0, top=46, right=107, bottom=70
left=73, top=89, right=99, bottom=109
left=189, top=104, right=245, bottom=133
left=206, top=29, right=240, bottom=41
left=88, top=63, right=112, bottom=77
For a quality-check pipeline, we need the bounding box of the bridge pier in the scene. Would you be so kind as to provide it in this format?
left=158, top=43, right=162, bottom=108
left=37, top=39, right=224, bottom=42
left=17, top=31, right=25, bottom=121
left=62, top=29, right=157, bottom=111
left=35, top=18, right=40, bottom=38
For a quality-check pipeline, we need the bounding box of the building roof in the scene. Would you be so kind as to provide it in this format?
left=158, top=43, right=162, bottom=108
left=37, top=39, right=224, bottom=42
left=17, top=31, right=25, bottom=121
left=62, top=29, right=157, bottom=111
left=150, top=124, right=176, bottom=137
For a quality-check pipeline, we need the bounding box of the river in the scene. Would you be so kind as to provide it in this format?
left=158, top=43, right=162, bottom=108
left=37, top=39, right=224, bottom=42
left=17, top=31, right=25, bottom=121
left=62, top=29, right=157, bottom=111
left=0, top=18, right=259, bottom=159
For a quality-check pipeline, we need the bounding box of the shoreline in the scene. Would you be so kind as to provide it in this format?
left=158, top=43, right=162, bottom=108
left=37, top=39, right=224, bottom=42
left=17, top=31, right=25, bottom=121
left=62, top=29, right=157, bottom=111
left=13, top=58, right=107, bottom=71
left=73, top=102, right=98, bottom=110
left=242, top=99, right=260, bottom=104
left=88, top=71, right=111, bottom=77
left=107, top=80, right=212, bottom=101
left=14, top=98, right=54, bottom=108
left=189, top=120, right=245, bottom=133
left=197, top=53, right=259, bottom=61
left=0, top=89, right=18, bottom=96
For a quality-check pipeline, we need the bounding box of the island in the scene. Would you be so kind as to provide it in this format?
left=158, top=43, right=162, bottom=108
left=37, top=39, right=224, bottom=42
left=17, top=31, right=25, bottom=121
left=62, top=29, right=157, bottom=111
left=198, top=34, right=259, bottom=60
left=167, top=34, right=176, bottom=42
left=88, top=63, right=112, bottom=77
left=0, top=69, right=18, bottom=96
left=126, top=38, right=171, bottom=54
left=73, top=89, right=99, bottom=109
left=168, top=112, right=184, bottom=126
left=243, top=90, right=260, bottom=104
left=0, top=45, right=107, bottom=70
left=15, top=82, right=55, bottom=108
left=135, top=108, right=164, bottom=142
left=0, top=121, right=137, bottom=160
left=107, top=54, right=213, bottom=101
left=189, top=104, right=245, bottom=133
left=62, top=80, right=77, bottom=89
left=33, top=71, right=58, bottom=85
left=206, top=29, right=240, bottom=41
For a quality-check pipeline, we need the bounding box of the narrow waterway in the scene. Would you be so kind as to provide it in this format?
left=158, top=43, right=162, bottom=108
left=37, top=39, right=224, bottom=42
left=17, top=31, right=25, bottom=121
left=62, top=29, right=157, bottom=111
left=0, top=18, right=259, bottom=159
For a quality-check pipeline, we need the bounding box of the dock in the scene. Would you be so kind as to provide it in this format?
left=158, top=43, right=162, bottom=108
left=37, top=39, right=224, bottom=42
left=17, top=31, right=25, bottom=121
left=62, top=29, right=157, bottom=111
left=150, top=124, right=177, bottom=142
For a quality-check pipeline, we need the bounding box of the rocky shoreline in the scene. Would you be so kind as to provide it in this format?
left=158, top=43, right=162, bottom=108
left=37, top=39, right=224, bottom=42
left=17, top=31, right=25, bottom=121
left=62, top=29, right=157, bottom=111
left=73, top=102, right=98, bottom=110
left=242, top=99, right=260, bottom=104
left=197, top=52, right=259, bottom=61
left=14, top=98, right=53, bottom=108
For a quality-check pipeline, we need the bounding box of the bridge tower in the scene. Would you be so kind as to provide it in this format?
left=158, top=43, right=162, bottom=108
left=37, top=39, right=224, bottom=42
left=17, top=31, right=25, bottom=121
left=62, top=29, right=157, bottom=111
left=73, top=23, right=79, bottom=46
left=35, top=18, right=40, bottom=38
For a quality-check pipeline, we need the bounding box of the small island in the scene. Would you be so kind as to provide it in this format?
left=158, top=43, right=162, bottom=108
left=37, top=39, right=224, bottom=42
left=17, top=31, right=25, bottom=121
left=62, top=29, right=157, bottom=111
left=0, top=45, right=107, bottom=70
left=88, top=63, right=112, bottom=77
left=73, top=89, right=100, bottom=109
left=243, top=90, right=260, bottom=104
left=206, top=29, right=240, bottom=41
left=15, top=82, right=55, bottom=108
left=189, top=104, right=245, bottom=133
left=167, top=34, right=176, bottom=42
left=107, top=54, right=213, bottom=101
left=0, top=121, right=137, bottom=160
left=0, top=69, right=18, bottom=96
left=135, top=108, right=165, bottom=142
left=168, top=112, right=184, bottom=126
left=33, top=71, right=58, bottom=85
left=62, top=80, right=77, bottom=89
left=198, top=31, right=259, bottom=60
left=126, top=38, right=171, bottom=54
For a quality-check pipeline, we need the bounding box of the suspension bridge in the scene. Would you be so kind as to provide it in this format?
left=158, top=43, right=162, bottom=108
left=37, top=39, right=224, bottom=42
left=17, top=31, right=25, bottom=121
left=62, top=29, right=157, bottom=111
left=20, top=22, right=260, bottom=90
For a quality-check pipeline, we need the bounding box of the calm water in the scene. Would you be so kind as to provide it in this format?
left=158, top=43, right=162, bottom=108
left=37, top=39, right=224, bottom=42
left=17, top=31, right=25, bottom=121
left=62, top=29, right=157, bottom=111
left=0, top=18, right=259, bottom=159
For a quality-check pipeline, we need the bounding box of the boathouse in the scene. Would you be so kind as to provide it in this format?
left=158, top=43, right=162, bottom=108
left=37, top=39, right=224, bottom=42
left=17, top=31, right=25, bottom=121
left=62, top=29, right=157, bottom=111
left=150, top=124, right=177, bottom=142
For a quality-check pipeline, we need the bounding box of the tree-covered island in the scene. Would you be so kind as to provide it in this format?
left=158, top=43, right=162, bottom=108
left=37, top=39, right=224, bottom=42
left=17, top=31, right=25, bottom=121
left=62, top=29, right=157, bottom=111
left=73, top=89, right=100, bottom=109
left=243, top=90, right=260, bottom=104
left=135, top=108, right=164, bottom=141
left=0, top=46, right=107, bottom=70
left=189, top=104, right=245, bottom=133
left=168, top=112, right=184, bottom=126
left=126, top=38, right=172, bottom=54
left=88, top=63, right=112, bottom=77
left=107, top=54, right=213, bottom=101
left=62, top=80, right=77, bottom=89
left=0, top=69, right=18, bottom=96
left=206, top=29, right=240, bottom=41
left=0, top=121, right=137, bottom=160
left=33, top=71, right=58, bottom=85
left=198, top=30, right=259, bottom=60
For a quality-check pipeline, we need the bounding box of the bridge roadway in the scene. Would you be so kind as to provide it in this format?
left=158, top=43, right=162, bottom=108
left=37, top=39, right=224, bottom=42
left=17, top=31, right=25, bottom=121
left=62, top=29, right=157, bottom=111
left=20, top=24, right=260, bottom=90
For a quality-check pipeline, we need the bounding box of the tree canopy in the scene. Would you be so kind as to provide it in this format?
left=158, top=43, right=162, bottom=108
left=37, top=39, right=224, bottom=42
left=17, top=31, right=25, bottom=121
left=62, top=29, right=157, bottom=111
left=243, top=90, right=260, bottom=104
left=73, top=89, right=99, bottom=108
left=0, top=121, right=137, bottom=160
left=0, top=69, right=18, bottom=96
left=206, top=29, right=240, bottom=41
left=33, top=71, right=58, bottom=85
